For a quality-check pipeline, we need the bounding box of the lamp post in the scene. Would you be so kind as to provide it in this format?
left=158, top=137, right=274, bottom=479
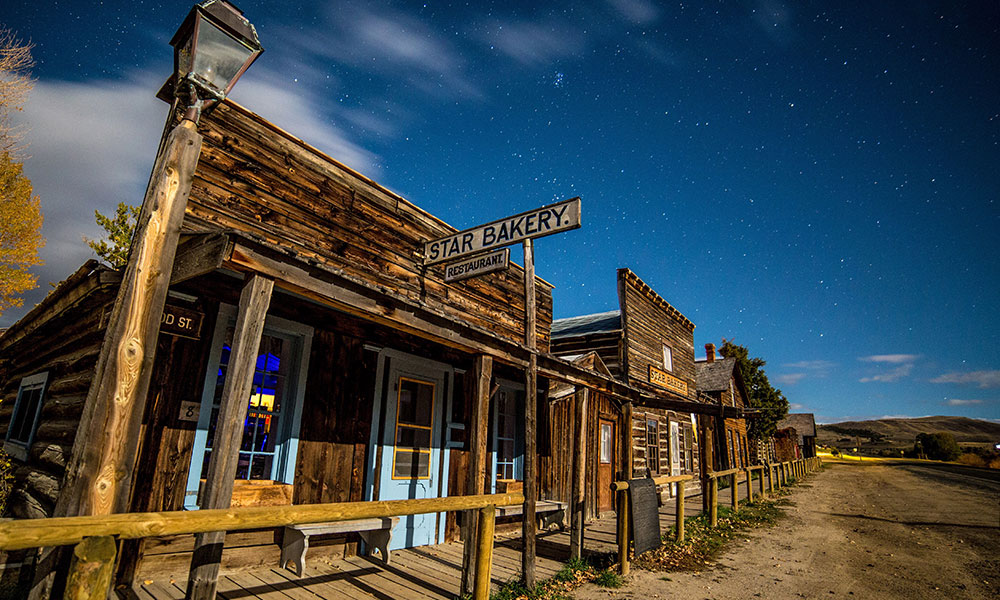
left=33, top=3, right=262, bottom=599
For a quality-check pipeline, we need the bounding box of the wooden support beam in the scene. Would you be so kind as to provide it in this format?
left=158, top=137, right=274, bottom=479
left=170, top=233, right=231, bottom=285
left=64, top=536, right=116, bottom=600
left=709, top=476, right=718, bottom=527
left=186, top=274, right=274, bottom=600
left=461, top=355, right=492, bottom=597
left=521, top=239, right=537, bottom=588
left=745, top=469, right=753, bottom=503
left=617, top=488, right=629, bottom=576
left=621, top=402, right=633, bottom=480
left=472, top=505, right=496, bottom=600
left=731, top=473, right=739, bottom=511
left=570, top=387, right=588, bottom=559
left=674, top=480, right=685, bottom=543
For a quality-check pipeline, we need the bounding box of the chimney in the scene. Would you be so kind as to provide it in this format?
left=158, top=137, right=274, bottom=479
left=705, top=343, right=716, bottom=363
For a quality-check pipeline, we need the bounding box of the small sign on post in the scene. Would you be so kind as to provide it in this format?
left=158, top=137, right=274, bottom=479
left=444, top=248, right=510, bottom=283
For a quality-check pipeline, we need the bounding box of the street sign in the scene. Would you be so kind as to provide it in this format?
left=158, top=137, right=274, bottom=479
left=423, top=197, right=581, bottom=265
left=444, top=248, right=510, bottom=283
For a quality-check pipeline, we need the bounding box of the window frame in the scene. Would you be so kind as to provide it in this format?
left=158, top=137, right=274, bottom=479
left=662, top=344, right=673, bottom=372
left=683, top=424, right=694, bottom=472
left=491, top=379, right=524, bottom=490
left=645, top=416, right=660, bottom=475
left=4, top=372, right=50, bottom=461
left=184, top=305, right=313, bottom=510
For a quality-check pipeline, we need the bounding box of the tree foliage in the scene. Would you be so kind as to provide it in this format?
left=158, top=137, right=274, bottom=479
left=0, top=28, right=34, bottom=158
left=85, top=202, right=139, bottom=269
left=0, top=152, right=43, bottom=315
left=719, top=339, right=789, bottom=440
left=914, top=432, right=961, bottom=462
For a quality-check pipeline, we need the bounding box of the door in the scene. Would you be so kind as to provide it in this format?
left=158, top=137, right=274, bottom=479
left=670, top=421, right=681, bottom=476
left=374, top=356, right=448, bottom=549
left=597, top=418, right=615, bottom=513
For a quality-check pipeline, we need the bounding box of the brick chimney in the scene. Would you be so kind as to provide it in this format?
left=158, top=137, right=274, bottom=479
left=705, top=343, right=716, bottom=363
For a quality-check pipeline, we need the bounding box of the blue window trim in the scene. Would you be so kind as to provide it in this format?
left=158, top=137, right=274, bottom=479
left=4, top=372, right=50, bottom=461
left=184, top=304, right=312, bottom=510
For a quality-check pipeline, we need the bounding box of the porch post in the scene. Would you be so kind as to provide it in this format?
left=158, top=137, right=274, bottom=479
left=570, top=387, right=588, bottom=559
left=187, top=273, right=274, bottom=600
left=461, top=354, right=492, bottom=597
left=521, top=239, right=538, bottom=587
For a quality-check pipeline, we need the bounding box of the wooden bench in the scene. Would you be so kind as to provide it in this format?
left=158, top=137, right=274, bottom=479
left=280, top=516, right=399, bottom=577
left=496, top=500, right=568, bottom=530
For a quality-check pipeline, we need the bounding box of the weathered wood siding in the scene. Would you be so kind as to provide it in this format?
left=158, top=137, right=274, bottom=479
left=0, top=264, right=118, bottom=519
left=550, top=331, right=623, bottom=379
left=184, top=102, right=552, bottom=351
left=617, top=269, right=696, bottom=401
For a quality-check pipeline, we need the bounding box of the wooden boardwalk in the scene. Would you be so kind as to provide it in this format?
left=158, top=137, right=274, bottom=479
left=132, top=489, right=721, bottom=599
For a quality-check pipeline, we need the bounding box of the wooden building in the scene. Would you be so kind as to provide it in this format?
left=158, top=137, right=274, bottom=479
left=0, top=99, right=644, bottom=583
left=776, top=413, right=817, bottom=459
left=551, top=269, right=716, bottom=501
left=694, top=344, right=751, bottom=471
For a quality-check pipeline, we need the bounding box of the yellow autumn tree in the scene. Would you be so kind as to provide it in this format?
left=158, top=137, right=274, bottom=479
left=0, top=28, right=43, bottom=316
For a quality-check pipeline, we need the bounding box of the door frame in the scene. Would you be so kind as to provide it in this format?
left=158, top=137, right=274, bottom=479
left=365, top=348, right=454, bottom=546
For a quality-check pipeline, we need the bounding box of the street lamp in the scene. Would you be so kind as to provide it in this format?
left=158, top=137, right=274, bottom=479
left=170, top=0, right=263, bottom=117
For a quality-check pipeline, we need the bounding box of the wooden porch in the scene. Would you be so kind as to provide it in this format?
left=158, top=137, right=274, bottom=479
left=132, top=492, right=711, bottom=600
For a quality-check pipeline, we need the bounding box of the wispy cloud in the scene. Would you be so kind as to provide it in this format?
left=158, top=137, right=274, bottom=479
left=789, top=403, right=804, bottom=410
left=859, top=363, right=914, bottom=383
left=775, top=373, right=807, bottom=385
left=943, top=398, right=985, bottom=406
left=785, top=360, right=837, bottom=370
left=930, top=370, right=1000, bottom=389
left=859, top=354, right=921, bottom=364
left=606, top=0, right=661, bottom=25
left=476, top=19, right=587, bottom=67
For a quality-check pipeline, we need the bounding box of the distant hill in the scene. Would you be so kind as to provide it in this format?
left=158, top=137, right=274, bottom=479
left=817, top=416, right=1000, bottom=448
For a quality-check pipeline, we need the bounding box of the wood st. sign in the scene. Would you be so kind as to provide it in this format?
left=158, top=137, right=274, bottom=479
left=423, top=197, right=581, bottom=266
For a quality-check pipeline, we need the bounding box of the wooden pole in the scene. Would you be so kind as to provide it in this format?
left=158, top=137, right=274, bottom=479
left=674, top=480, right=685, bottom=543
left=730, top=473, right=739, bottom=511
left=55, top=118, right=203, bottom=519
left=622, top=402, right=633, bottom=480
left=709, top=476, right=718, bottom=527
left=30, top=116, right=203, bottom=600
left=617, top=488, right=629, bottom=576
left=461, top=355, right=492, bottom=597
left=521, top=239, right=537, bottom=588
left=64, top=536, right=116, bottom=600
left=570, top=387, right=588, bottom=559
left=472, top=505, right=496, bottom=600
left=187, top=274, right=274, bottom=600
left=745, top=469, right=753, bottom=503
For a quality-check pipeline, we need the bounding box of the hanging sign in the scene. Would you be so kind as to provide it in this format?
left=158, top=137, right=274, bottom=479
left=423, top=197, right=581, bottom=265
left=444, top=248, right=510, bottom=282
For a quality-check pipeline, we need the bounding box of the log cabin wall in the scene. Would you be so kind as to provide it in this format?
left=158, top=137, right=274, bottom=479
left=184, top=101, right=553, bottom=352
left=0, top=262, right=118, bottom=520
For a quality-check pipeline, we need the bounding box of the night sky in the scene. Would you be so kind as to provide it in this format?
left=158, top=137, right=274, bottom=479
left=3, top=1, right=998, bottom=423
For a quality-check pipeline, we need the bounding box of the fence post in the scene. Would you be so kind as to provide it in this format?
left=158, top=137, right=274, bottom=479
left=617, top=488, right=630, bottom=576
left=745, top=469, right=753, bottom=503
left=675, top=480, right=685, bottom=543
left=64, top=536, right=116, bottom=600
left=472, top=504, right=496, bottom=600
left=758, top=468, right=765, bottom=497
left=709, top=476, right=718, bottom=527
left=731, top=473, right=739, bottom=511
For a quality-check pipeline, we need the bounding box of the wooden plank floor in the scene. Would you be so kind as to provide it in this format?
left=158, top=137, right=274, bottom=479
left=133, top=485, right=751, bottom=600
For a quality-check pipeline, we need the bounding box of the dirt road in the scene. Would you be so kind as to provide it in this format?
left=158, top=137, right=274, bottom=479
left=574, top=460, right=1000, bottom=599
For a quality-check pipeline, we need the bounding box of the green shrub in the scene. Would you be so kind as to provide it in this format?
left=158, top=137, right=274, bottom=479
left=594, top=569, right=624, bottom=588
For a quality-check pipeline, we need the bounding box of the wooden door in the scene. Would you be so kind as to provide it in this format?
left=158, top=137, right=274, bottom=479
left=597, top=418, right=615, bottom=513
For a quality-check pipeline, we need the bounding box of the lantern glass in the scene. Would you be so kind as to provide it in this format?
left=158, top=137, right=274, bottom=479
left=190, top=14, right=255, bottom=96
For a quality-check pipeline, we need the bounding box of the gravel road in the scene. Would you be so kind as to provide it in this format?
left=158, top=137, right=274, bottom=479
left=574, top=460, right=1000, bottom=600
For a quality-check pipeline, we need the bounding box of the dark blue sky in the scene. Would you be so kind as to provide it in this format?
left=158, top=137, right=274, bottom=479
left=4, top=1, right=998, bottom=422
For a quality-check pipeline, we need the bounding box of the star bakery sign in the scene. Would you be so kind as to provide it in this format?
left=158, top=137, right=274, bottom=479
left=423, top=197, right=581, bottom=266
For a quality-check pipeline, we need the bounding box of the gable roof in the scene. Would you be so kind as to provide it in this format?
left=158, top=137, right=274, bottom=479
left=551, top=310, right=621, bottom=338
left=695, top=356, right=739, bottom=392
left=777, top=413, right=817, bottom=438
left=548, top=351, right=616, bottom=400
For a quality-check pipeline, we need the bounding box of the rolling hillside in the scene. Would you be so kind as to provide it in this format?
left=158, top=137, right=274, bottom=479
left=817, top=416, right=1000, bottom=448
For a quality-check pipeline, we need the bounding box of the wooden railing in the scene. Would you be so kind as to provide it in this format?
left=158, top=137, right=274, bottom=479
left=0, top=492, right=523, bottom=600
left=611, top=457, right=822, bottom=575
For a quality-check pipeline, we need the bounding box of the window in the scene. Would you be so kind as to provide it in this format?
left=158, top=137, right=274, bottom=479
left=728, top=429, right=735, bottom=469
left=662, top=345, right=673, bottom=372
left=392, top=377, right=434, bottom=479
left=4, top=372, right=49, bottom=460
left=185, top=308, right=312, bottom=509
left=683, top=425, right=694, bottom=472
left=599, top=422, right=613, bottom=464
left=493, top=388, right=523, bottom=482
left=646, top=417, right=659, bottom=474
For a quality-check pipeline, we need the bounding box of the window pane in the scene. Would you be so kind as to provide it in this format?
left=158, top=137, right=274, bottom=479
left=235, top=453, right=251, bottom=479
left=600, top=423, right=612, bottom=464
left=397, top=378, right=434, bottom=427
left=11, top=388, right=41, bottom=444
left=396, top=425, right=431, bottom=449
left=250, top=454, right=273, bottom=480
left=393, top=449, right=430, bottom=479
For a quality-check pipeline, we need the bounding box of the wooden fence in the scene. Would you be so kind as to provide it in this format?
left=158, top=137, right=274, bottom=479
left=613, top=457, right=822, bottom=574
left=0, top=492, right=523, bottom=600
